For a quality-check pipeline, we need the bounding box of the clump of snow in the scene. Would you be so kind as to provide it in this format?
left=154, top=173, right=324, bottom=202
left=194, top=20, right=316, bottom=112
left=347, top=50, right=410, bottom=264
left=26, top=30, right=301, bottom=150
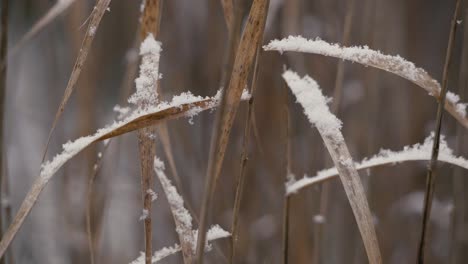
left=139, top=209, right=149, bottom=221
left=140, top=0, right=146, bottom=13
left=113, top=105, right=131, bottom=120
left=129, top=244, right=181, bottom=264
left=313, top=215, right=325, bottom=224
left=446, top=92, right=467, bottom=117
left=282, top=70, right=343, bottom=142
left=146, top=189, right=158, bottom=202
left=287, top=134, right=468, bottom=194
left=128, top=34, right=162, bottom=106
left=89, top=26, right=97, bottom=36
left=264, top=36, right=467, bottom=118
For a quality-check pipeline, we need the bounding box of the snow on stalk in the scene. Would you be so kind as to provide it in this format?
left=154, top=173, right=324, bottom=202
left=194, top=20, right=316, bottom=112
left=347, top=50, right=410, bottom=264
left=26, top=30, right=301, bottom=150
left=0, top=88, right=249, bottom=259
left=129, top=225, right=230, bottom=264
left=129, top=157, right=231, bottom=264
left=264, top=36, right=468, bottom=129
left=287, top=134, right=468, bottom=194
left=153, top=157, right=194, bottom=262
left=283, top=70, right=382, bottom=264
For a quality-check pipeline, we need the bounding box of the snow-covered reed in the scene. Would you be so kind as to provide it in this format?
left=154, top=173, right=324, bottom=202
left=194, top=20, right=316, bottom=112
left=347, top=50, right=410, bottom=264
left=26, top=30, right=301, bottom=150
left=287, top=134, right=468, bottom=194
left=264, top=36, right=468, bottom=129
left=283, top=70, right=382, bottom=264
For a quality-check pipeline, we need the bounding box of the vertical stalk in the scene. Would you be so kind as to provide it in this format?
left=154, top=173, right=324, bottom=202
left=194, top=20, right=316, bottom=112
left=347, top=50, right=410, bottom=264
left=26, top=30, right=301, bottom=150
left=450, top=8, right=468, bottom=264
left=417, top=0, right=461, bottom=263
left=314, top=0, right=355, bottom=262
left=137, top=1, right=164, bottom=263
left=0, top=1, right=8, bottom=263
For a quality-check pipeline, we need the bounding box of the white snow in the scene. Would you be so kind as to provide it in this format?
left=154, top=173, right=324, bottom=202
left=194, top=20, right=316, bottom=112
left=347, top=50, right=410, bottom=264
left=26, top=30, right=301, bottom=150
left=128, top=34, right=162, bottom=106
left=146, top=189, right=158, bottom=202
left=89, top=26, right=97, bottom=36
left=287, top=134, right=468, bottom=195
left=139, top=209, right=149, bottom=221
left=153, top=157, right=193, bottom=241
left=128, top=225, right=230, bottom=264
left=265, top=36, right=467, bottom=118
left=113, top=105, right=131, bottom=119
left=282, top=70, right=343, bottom=142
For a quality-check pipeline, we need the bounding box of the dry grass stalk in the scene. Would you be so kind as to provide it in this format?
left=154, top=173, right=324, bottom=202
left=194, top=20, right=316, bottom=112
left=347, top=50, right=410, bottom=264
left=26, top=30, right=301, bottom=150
left=0, top=91, right=247, bottom=259
left=136, top=1, right=164, bottom=263
left=264, top=36, right=468, bottom=130
left=283, top=71, right=382, bottom=264
left=42, top=0, right=112, bottom=161
left=451, top=9, right=468, bottom=263
left=1, top=0, right=76, bottom=67
left=281, top=76, right=292, bottom=264
left=417, top=0, right=461, bottom=262
left=0, top=1, right=8, bottom=264
left=195, top=0, right=269, bottom=262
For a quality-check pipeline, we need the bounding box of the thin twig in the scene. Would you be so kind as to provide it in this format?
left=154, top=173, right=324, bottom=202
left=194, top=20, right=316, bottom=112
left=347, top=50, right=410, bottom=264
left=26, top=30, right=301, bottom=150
left=230, top=44, right=263, bottom=263
left=42, top=0, right=111, bottom=162
left=417, top=0, right=461, bottom=263
left=0, top=1, right=8, bottom=263
left=450, top=8, right=468, bottom=264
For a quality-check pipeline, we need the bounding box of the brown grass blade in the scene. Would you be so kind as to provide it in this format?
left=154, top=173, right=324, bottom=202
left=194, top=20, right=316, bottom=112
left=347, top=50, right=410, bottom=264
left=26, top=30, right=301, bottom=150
left=0, top=91, right=248, bottom=259
left=2, top=0, right=76, bottom=67
left=417, top=0, right=461, bottom=262
left=195, top=0, right=269, bottom=262
left=42, top=0, right=111, bottom=161
left=264, top=36, right=468, bottom=130
left=283, top=70, right=382, bottom=264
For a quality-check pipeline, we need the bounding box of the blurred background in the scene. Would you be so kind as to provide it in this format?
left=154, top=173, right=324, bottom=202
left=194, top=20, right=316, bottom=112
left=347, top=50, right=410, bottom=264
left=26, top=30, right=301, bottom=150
left=2, top=0, right=468, bottom=263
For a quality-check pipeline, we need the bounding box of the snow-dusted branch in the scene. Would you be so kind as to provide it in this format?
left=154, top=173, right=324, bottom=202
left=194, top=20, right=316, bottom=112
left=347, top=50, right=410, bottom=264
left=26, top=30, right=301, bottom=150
left=283, top=70, right=381, bottom=264
left=287, top=134, right=468, bottom=195
left=264, top=36, right=468, bottom=129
